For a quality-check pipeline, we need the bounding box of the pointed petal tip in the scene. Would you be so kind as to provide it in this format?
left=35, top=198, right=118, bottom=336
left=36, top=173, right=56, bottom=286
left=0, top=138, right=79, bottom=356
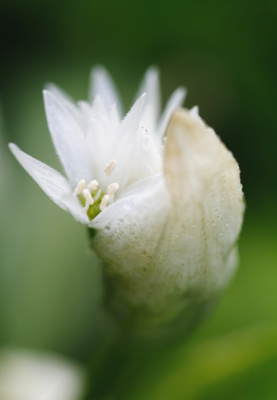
left=43, top=83, right=74, bottom=103
left=90, top=65, right=123, bottom=116
left=125, top=92, right=147, bottom=118
left=43, top=88, right=54, bottom=101
left=91, top=64, right=108, bottom=75
left=8, top=142, right=16, bottom=151
left=44, top=82, right=55, bottom=92
left=178, top=86, right=187, bottom=99
left=8, top=142, right=90, bottom=224
left=90, top=66, right=110, bottom=85
left=130, top=92, right=147, bottom=109
left=146, top=65, right=159, bottom=77
left=157, top=87, right=188, bottom=139
left=8, top=142, right=21, bottom=158
left=42, top=89, right=56, bottom=108
left=120, top=92, right=147, bottom=127
left=43, top=89, right=66, bottom=106
left=168, top=87, right=187, bottom=111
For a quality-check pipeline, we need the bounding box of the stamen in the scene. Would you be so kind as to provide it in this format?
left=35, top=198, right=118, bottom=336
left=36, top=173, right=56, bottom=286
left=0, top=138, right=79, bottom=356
left=107, top=182, right=119, bottom=196
left=88, top=179, right=99, bottom=192
left=100, top=194, right=110, bottom=211
left=74, top=179, right=86, bottom=195
left=104, top=159, right=117, bottom=176
left=82, top=188, right=94, bottom=205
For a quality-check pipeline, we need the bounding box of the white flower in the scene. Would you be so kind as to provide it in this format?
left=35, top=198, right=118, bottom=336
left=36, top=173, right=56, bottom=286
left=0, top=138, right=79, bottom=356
left=0, top=349, right=84, bottom=400
left=9, top=67, right=244, bottom=328
left=9, top=67, right=186, bottom=224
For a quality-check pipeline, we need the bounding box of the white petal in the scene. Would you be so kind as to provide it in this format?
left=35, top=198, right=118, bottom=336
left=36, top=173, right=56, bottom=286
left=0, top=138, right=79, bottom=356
left=45, top=83, right=76, bottom=109
left=85, top=95, right=120, bottom=179
left=95, top=93, right=147, bottom=188
left=127, top=126, right=162, bottom=185
left=109, top=103, right=121, bottom=130
left=45, top=84, right=88, bottom=131
left=43, top=90, right=93, bottom=187
left=0, top=349, right=84, bottom=400
left=9, top=144, right=89, bottom=224
left=136, top=67, right=161, bottom=133
left=158, top=87, right=187, bottom=139
left=90, top=66, right=124, bottom=118
left=91, top=94, right=108, bottom=117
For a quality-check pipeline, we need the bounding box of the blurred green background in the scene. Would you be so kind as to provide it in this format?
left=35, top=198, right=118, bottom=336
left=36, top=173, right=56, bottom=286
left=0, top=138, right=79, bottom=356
left=1, top=0, right=277, bottom=399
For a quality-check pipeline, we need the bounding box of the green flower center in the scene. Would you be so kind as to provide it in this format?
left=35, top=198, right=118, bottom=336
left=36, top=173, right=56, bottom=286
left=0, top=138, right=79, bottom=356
left=78, top=192, right=106, bottom=221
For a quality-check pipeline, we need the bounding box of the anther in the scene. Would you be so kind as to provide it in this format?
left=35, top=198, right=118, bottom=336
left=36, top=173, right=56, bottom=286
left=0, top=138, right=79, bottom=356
left=104, top=159, right=117, bottom=176
left=100, top=194, right=110, bottom=211
left=82, top=188, right=94, bottom=205
left=74, top=179, right=86, bottom=195
left=107, top=182, right=119, bottom=196
left=88, top=180, right=99, bottom=192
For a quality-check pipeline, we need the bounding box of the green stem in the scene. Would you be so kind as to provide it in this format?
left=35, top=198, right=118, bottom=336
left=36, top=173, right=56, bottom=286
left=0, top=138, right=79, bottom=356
left=81, top=332, right=165, bottom=400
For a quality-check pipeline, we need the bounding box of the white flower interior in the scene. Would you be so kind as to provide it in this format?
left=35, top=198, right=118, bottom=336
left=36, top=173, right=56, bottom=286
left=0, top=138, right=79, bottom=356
left=74, top=173, right=120, bottom=220
left=9, top=66, right=185, bottom=223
